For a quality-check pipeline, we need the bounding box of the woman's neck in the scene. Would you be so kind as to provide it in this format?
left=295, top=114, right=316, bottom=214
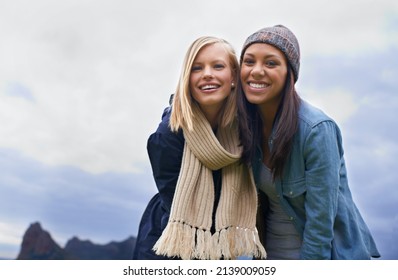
left=258, top=103, right=278, bottom=136
left=200, top=104, right=222, bottom=130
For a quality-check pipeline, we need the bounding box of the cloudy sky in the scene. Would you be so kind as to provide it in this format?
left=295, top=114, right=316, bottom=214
left=0, top=0, right=397, bottom=260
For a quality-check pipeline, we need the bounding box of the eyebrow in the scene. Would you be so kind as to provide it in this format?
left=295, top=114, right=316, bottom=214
left=192, top=59, right=228, bottom=64
left=243, top=53, right=283, bottom=60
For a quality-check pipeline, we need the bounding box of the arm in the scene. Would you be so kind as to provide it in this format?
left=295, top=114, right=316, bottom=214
left=300, top=120, right=342, bottom=259
left=147, top=108, right=185, bottom=217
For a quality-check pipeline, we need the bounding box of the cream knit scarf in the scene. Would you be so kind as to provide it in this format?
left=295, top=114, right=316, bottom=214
left=153, top=105, right=266, bottom=260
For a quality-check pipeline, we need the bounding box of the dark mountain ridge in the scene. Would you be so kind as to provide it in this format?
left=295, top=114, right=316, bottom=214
left=16, top=222, right=136, bottom=260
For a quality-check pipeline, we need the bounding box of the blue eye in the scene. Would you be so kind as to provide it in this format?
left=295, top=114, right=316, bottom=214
left=214, top=64, right=225, bottom=69
left=191, top=65, right=202, bottom=72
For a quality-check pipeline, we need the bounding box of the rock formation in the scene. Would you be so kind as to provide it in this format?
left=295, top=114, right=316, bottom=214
left=16, top=222, right=70, bottom=260
left=16, top=222, right=136, bottom=260
left=64, top=236, right=136, bottom=260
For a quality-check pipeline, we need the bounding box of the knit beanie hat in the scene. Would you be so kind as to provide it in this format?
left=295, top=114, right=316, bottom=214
left=241, top=25, right=300, bottom=82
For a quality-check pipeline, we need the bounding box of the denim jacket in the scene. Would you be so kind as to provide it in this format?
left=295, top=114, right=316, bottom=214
left=253, top=100, right=380, bottom=259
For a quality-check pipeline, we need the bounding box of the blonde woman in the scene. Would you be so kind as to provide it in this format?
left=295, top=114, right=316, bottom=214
left=133, top=36, right=265, bottom=260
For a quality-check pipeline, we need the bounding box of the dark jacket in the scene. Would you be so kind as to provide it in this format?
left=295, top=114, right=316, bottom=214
left=132, top=107, right=221, bottom=260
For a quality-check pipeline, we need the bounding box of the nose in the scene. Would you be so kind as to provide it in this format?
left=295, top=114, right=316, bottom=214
left=203, top=66, right=214, bottom=79
left=251, top=62, right=265, bottom=79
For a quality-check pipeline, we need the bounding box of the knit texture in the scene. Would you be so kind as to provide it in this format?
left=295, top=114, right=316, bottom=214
left=241, top=24, right=300, bottom=82
left=153, top=104, right=266, bottom=260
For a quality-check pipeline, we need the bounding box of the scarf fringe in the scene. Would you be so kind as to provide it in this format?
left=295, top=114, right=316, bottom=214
left=153, top=222, right=267, bottom=260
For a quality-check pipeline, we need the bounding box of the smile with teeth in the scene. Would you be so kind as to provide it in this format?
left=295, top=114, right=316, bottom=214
left=200, top=84, right=219, bottom=90
left=249, top=82, right=269, bottom=89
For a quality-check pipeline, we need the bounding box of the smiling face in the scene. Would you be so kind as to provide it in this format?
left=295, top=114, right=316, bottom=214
left=189, top=43, right=235, bottom=115
left=240, top=43, right=288, bottom=109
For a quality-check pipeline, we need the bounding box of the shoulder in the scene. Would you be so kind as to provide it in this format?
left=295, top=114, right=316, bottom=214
left=298, top=100, right=336, bottom=128
left=296, top=100, right=343, bottom=147
left=148, top=106, right=184, bottom=149
left=156, top=107, right=173, bottom=133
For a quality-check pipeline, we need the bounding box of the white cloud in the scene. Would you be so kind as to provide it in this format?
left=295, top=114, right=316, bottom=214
left=0, top=223, right=23, bottom=246
left=300, top=88, right=359, bottom=125
left=372, top=140, right=397, bottom=163
left=0, top=1, right=175, bottom=174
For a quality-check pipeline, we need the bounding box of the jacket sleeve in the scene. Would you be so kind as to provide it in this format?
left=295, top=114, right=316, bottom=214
left=300, top=120, right=342, bottom=259
left=147, top=107, right=184, bottom=218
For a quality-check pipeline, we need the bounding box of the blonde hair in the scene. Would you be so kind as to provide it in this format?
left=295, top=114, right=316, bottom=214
left=169, top=36, right=239, bottom=132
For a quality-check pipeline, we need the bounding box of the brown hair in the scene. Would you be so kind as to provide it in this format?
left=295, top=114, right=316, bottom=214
left=237, top=66, right=301, bottom=180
